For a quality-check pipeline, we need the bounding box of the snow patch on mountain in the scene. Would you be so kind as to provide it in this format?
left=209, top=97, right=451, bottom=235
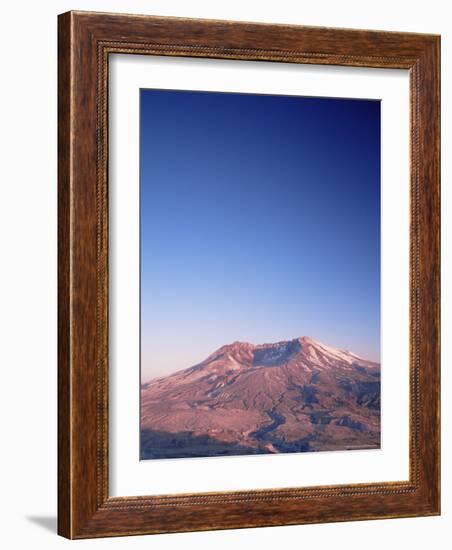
left=253, top=339, right=302, bottom=367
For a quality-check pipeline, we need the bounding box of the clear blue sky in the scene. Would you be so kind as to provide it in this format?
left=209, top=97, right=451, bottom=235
left=140, top=89, right=380, bottom=379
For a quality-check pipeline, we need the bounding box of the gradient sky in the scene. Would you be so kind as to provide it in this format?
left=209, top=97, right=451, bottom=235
left=140, top=89, right=380, bottom=380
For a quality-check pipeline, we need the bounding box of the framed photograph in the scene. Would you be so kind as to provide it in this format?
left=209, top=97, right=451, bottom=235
left=58, top=11, right=440, bottom=538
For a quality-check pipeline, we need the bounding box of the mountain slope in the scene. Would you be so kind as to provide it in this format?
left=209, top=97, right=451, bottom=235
left=140, top=336, right=380, bottom=459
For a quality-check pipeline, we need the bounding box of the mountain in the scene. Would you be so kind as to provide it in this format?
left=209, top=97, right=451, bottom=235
left=140, top=336, right=380, bottom=459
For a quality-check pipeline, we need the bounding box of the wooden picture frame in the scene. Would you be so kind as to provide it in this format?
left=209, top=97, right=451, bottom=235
left=58, top=10, right=440, bottom=539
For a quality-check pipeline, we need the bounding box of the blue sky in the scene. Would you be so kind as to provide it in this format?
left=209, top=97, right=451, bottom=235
left=140, top=89, right=380, bottom=379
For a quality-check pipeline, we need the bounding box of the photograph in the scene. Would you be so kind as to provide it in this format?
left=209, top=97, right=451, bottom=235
left=0, top=0, right=444, bottom=544
left=139, top=89, right=381, bottom=460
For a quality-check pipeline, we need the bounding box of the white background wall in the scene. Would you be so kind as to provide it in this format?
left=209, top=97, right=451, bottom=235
left=0, top=1, right=449, bottom=548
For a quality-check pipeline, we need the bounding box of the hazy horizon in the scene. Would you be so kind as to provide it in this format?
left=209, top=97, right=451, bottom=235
left=140, top=89, right=381, bottom=380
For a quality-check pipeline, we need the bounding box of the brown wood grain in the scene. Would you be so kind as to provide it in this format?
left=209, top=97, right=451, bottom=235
left=58, top=11, right=440, bottom=539
left=57, top=10, right=72, bottom=539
